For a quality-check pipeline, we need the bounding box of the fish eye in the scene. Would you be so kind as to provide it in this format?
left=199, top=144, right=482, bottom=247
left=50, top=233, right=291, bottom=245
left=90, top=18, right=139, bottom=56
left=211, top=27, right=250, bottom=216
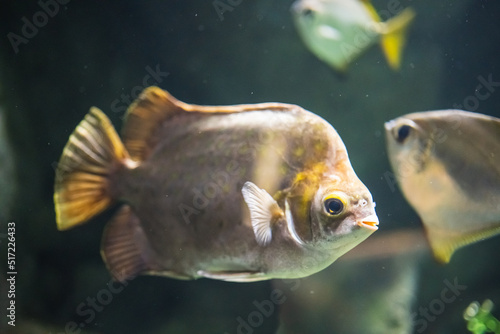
left=396, top=124, right=412, bottom=143
left=302, top=8, right=315, bottom=19
left=324, top=197, right=344, bottom=215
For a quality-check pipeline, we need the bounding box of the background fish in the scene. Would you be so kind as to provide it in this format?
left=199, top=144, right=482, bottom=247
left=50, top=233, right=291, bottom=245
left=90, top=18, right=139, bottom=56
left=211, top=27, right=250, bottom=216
left=385, top=109, right=500, bottom=263
left=54, top=86, right=378, bottom=282
left=291, top=0, right=415, bottom=72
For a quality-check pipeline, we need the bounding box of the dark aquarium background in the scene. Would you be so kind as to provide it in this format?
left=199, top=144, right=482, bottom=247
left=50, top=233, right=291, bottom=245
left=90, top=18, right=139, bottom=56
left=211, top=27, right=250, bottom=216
left=1, top=0, right=500, bottom=333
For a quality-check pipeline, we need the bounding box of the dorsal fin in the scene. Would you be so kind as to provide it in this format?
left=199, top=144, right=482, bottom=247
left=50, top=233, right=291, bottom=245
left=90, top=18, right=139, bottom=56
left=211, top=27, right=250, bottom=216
left=122, top=86, right=301, bottom=161
left=121, top=87, right=182, bottom=161
left=360, top=0, right=381, bottom=23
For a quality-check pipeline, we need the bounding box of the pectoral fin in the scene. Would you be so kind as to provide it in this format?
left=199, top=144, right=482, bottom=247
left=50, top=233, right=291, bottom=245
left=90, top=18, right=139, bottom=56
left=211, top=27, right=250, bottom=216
left=241, top=181, right=284, bottom=246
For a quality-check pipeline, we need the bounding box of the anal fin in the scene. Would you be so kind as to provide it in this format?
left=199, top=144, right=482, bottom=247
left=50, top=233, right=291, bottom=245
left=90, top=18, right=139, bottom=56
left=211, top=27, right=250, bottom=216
left=426, top=223, right=500, bottom=264
left=101, top=205, right=157, bottom=282
left=197, top=270, right=268, bottom=282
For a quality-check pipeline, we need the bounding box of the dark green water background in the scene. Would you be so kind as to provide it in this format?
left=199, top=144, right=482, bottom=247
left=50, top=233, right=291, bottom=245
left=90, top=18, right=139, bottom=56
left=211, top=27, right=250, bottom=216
left=1, top=1, right=500, bottom=333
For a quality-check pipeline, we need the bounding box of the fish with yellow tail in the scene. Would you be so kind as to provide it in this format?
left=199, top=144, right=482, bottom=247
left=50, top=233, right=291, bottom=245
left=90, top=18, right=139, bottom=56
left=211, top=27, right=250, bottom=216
left=54, top=86, right=378, bottom=282
left=385, top=110, right=500, bottom=264
left=291, top=0, right=415, bottom=72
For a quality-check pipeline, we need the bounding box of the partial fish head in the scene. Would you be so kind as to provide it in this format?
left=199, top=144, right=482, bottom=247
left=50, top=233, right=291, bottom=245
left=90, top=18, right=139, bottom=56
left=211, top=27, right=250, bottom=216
left=386, top=110, right=500, bottom=263
left=384, top=116, right=431, bottom=183
left=291, top=0, right=333, bottom=46
left=306, top=159, right=379, bottom=256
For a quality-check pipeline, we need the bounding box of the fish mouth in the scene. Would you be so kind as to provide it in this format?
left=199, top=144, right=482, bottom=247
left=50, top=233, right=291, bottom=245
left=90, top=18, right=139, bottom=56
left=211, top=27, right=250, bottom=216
left=357, top=214, right=379, bottom=231
left=384, top=120, right=395, bottom=132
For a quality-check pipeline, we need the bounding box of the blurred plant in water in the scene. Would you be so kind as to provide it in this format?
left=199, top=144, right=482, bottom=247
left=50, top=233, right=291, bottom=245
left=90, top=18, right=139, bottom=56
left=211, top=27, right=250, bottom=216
left=464, top=300, right=500, bottom=334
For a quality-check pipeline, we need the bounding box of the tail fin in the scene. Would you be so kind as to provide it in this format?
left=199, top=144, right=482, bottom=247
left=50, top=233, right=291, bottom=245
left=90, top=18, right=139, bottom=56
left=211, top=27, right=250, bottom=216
left=54, top=107, right=130, bottom=230
left=380, top=7, right=416, bottom=70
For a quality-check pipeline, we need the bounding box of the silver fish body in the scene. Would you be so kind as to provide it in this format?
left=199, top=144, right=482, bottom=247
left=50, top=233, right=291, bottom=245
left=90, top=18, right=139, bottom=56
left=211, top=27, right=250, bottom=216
left=291, top=0, right=415, bottom=71
left=55, top=87, right=378, bottom=282
left=385, top=109, right=500, bottom=263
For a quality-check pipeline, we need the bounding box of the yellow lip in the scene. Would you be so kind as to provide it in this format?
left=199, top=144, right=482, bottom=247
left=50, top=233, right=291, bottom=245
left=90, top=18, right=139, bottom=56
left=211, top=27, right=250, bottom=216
left=357, top=214, right=379, bottom=231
